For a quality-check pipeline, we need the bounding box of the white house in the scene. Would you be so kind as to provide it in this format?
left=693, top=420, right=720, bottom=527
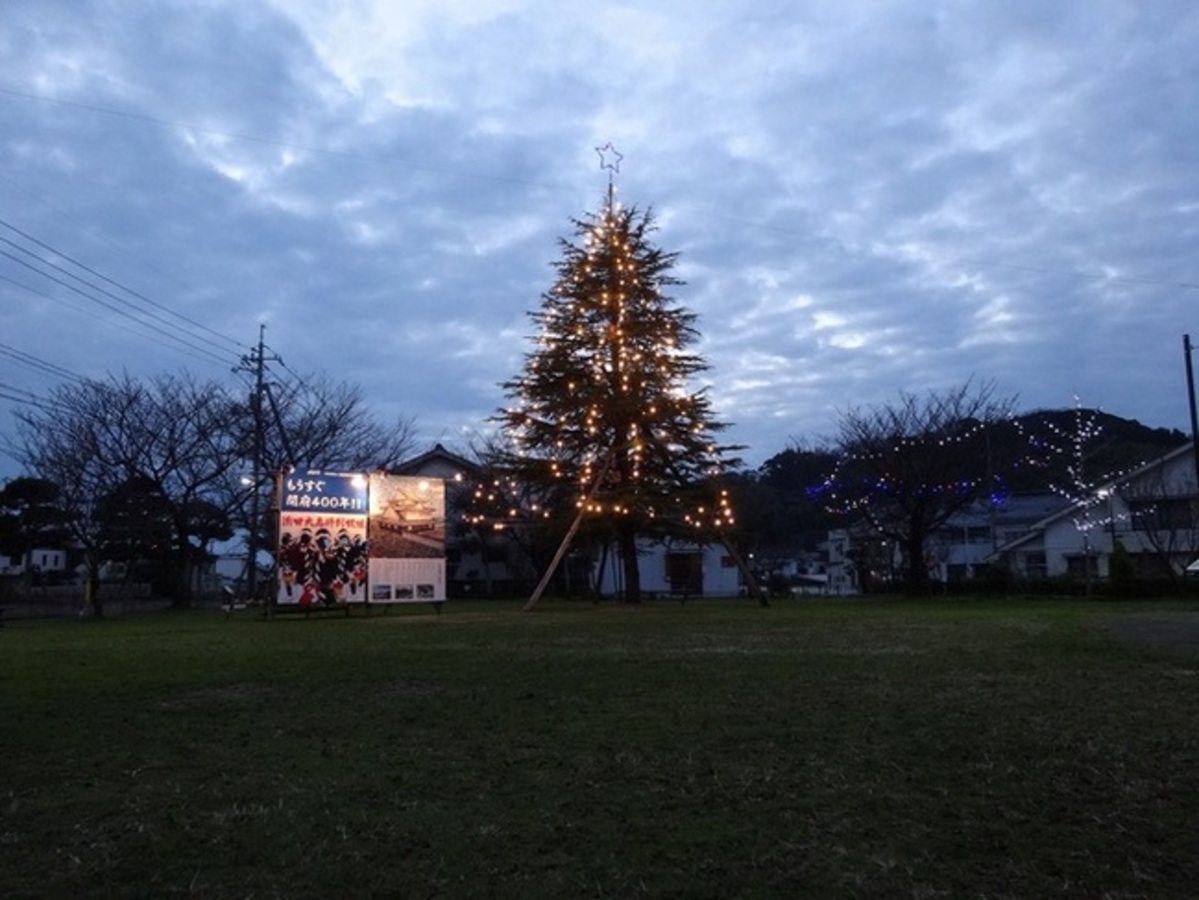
left=593, top=537, right=744, bottom=598
left=826, top=493, right=1069, bottom=591
left=823, top=529, right=858, bottom=595
left=991, top=443, right=1198, bottom=580
left=1, top=547, right=68, bottom=578
left=925, top=493, right=1070, bottom=582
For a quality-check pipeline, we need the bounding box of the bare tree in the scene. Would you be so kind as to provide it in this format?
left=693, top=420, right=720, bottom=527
left=16, top=377, right=132, bottom=612
left=1119, top=468, right=1199, bottom=580
left=1017, top=399, right=1132, bottom=593
left=824, top=380, right=1017, bottom=594
left=16, top=372, right=244, bottom=604
left=16, top=370, right=416, bottom=607
left=244, top=377, right=417, bottom=473
left=228, top=375, right=417, bottom=597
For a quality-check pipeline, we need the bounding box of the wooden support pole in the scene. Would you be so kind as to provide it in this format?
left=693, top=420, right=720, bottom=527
left=720, top=536, right=769, bottom=607
left=523, top=451, right=615, bottom=612
left=523, top=505, right=587, bottom=612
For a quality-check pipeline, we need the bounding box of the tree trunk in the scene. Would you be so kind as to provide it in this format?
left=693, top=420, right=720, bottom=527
left=593, top=540, right=610, bottom=601
left=904, top=530, right=929, bottom=595
left=483, top=535, right=495, bottom=598
left=84, top=551, right=103, bottom=619
left=619, top=521, right=641, bottom=603
left=174, top=547, right=194, bottom=607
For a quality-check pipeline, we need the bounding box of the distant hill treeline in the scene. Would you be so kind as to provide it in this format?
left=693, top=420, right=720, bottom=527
left=736, top=409, right=1190, bottom=558
left=999, top=409, right=1189, bottom=492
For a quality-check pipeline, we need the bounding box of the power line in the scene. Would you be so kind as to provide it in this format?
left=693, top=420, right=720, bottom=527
left=0, top=343, right=84, bottom=382
left=0, top=216, right=243, bottom=350
left=0, top=273, right=236, bottom=369
left=0, top=232, right=240, bottom=360
left=274, top=355, right=317, bottom=395
left=0, top=171, right=191, bottom=291
left=0, top=246, right=240, bottom=367
left=0, top=383, right=64, bottom=413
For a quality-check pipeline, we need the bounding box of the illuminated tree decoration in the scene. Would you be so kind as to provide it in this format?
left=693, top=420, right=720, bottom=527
left=495, top=160, right=737, bottom=603
left=820, top=380, right=1017, bottom=594
left=1020, top=397, right=1115, bottom=593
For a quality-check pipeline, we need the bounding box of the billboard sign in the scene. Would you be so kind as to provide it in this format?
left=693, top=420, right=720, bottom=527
left=274, top=469, right=447, bottom=608
left=366, top=474, right=446, bottom=603
left=276, top=470, right=369, bottom=607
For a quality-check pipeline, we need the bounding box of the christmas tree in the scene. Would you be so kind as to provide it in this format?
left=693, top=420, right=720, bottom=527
left=496, top=148, right=738, bottom=603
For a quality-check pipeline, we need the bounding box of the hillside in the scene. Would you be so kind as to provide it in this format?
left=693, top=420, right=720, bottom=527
left=741, top=410, right=1191, bottom=554
left=1001, top=409, right=1190, bottom=492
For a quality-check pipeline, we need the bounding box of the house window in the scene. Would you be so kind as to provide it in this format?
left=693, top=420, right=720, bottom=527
left=1065, top=554, right=1099, bottom=579
left=1023, top=551, right=1047, bottom=579
left=665, top=552, right=703, bottom=596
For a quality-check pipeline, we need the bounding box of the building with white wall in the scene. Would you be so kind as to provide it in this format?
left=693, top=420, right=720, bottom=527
left=992, top=443, right=1198, bottom=580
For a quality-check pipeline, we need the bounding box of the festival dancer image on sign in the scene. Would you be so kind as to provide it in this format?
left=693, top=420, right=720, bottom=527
left=275, top=523, right=371, bottom=607
left=278, top=529, right=313, bottom=599
left=340, top=531, right=369, bottom=599
left=275, top=469, right=370, bottom=608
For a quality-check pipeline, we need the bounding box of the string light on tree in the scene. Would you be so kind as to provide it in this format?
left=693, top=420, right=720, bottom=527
left=818, top=380, right=1020, bottom=594
left=487, top=145, right=744, bottom=604
left=1027, top=396, right=1114, bottom=593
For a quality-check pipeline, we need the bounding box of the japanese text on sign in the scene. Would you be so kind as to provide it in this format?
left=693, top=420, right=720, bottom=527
left=279, top=469, right=368, bottom=513
left=282, top=493, right=365, bottom=510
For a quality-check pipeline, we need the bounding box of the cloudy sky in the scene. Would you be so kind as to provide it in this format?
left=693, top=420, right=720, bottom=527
left=2, top=0, right=1197, bottom=479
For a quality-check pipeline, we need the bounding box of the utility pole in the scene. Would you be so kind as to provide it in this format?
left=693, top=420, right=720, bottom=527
left=1185, top=335, right=1199, bottom=493
left=237, top=324, right=279, bottom=611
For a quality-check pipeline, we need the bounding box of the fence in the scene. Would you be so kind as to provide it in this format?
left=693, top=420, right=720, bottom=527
left=0, top=580, right=172, bottom=620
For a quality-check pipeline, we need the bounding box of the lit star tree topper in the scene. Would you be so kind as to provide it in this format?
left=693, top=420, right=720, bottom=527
left=496, top=147, right=741, bottom=603
left=595, top=141, right=623, bottom=179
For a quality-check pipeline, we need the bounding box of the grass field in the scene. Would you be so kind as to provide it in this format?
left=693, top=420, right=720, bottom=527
left=2, top=597, right=1197, bottom=898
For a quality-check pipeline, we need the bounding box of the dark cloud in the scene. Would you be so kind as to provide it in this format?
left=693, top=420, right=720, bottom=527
left=2, top=0, right=1197, bottom=481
